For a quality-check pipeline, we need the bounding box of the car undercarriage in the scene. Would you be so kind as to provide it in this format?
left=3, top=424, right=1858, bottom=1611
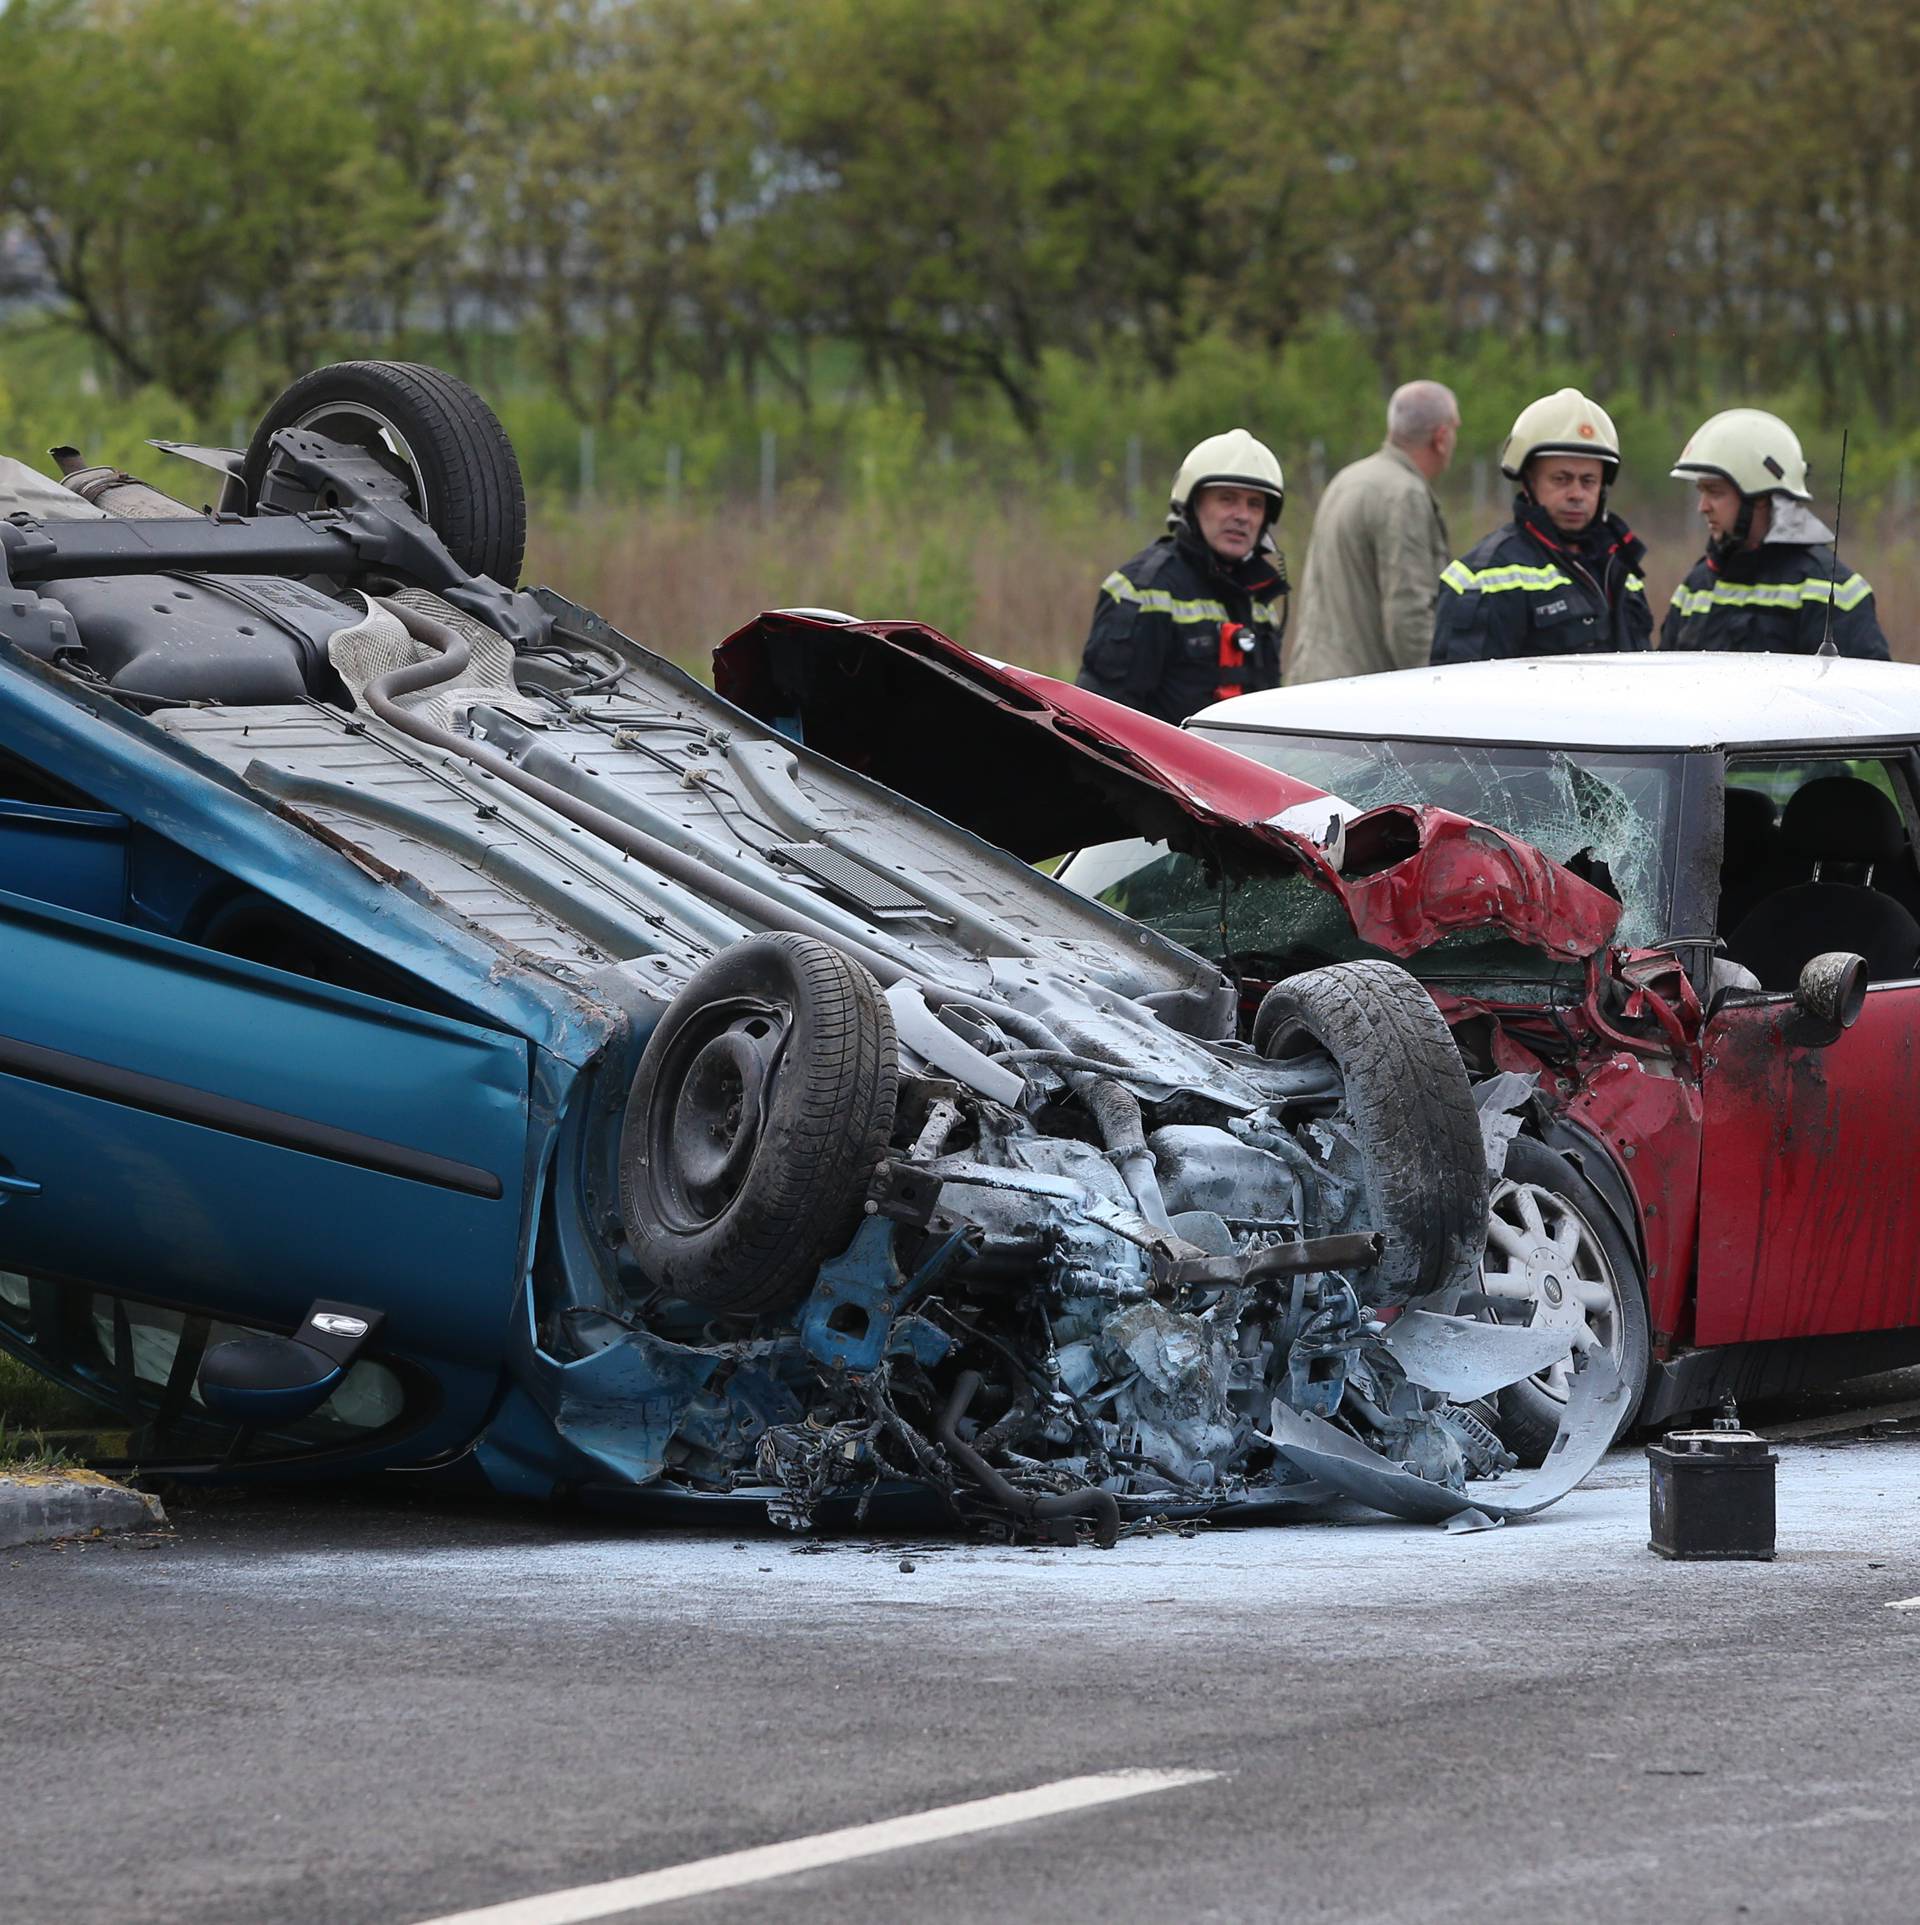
left=0, top=362, right=1630, bottom=1539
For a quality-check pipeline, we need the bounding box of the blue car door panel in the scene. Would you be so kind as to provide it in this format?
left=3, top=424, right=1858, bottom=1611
left=0, top=884, right=533, bottom=1363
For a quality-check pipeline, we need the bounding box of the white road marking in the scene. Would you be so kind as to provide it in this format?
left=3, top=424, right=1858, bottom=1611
left=410, top=1768, right=1221, bottom=1925
left=1883, top=1595, right=1920, bottom=1612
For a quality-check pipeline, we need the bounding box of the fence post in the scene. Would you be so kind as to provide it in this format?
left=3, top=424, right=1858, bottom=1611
left=760, top=429, right=777, bottom=519
left=1895, top=458, right=1915, bottom=517
left=1124, top=435, right=1143, bottom=519
left=1308, top=439, right=1327, bottom=498
left=578, top=425, right=596, bottom=504
left=1471, top=457, right=1490, bottom=525
left=936, top=432, right=954, bottom=469
left=664, top=443, right=682, bottom=508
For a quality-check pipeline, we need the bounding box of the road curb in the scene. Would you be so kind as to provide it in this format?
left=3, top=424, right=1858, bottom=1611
left=0, top=1470, right=168, bottom=1549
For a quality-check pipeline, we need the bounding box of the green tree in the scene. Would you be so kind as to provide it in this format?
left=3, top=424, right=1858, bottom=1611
left=328, top=0, right=519, bottom=370
left=466, top=0, right=766, bottom=421
left=0, top=0, right=432, bottom=406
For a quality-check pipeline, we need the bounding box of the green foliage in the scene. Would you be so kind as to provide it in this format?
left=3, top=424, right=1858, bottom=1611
left=0, top=1419, right=72, bottom=1473
left=0, top=0, right=435, bottom=406
left=0, top=1352, right=98, bottom=1438
left=845, top=512, right=981, bottom=638
left=3, top=0, right=1918, bottom=477
left=0, top=305, right=1890, bottom=530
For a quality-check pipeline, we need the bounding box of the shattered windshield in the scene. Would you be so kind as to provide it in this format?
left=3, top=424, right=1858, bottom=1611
left=1058, top=732, right=1681, bottom=992
left=1060, top=836, right=1586, bottom=990
left=1195, top=730, right=1682, bottom=949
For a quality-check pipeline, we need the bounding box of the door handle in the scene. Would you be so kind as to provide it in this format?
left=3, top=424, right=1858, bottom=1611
left=0, top=1171, right=41, bottom=1200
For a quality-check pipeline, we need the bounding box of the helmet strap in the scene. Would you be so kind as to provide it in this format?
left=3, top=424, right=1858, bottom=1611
left=1708, top=493, right=1757, bottom=564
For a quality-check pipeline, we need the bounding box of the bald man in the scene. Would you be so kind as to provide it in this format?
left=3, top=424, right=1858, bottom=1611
left=1286, top=381, right=1457, bottom=684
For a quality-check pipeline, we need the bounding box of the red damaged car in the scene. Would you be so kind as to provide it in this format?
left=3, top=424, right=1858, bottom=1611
left=722, top=624, right=1920, bottom=1449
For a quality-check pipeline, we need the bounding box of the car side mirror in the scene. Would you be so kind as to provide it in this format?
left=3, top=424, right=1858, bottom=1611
left=198, top=1336, right=346, bottom=1427
left=1788, top=950, right=1867, bottom=1047
left=196, top=1300, right=382, bottom=1428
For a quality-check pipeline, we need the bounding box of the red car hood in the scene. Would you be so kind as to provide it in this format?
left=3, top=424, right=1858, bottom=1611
left=713, top=614, right=1621, bottom=964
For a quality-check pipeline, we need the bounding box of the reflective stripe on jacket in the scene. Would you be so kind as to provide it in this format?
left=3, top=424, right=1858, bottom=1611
left=1660, top=544, right=1888, bottom=658
left=1432, top=498, right=1651, bottom=664
left=1076, top=528, right=1287, bottom=723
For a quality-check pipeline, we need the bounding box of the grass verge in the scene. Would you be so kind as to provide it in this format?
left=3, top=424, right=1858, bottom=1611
left=0, top=1350, right=103, bottom=1450
left=0, top=1416, right=72, bottom=1474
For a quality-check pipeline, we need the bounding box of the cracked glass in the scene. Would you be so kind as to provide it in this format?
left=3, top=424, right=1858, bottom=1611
left=1060, top=732, right=1684, bottom=990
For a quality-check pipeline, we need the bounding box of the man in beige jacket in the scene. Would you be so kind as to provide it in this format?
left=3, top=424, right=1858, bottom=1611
left=1285, top=381, right=1457, bottom=684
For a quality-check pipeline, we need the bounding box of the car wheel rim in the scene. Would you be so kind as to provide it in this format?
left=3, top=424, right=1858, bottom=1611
left=645, top=999, right=790, bottom=1232
left=290, top=401, right=432, bottom=521
left=1481, top=1178, right=1621, bottom=1402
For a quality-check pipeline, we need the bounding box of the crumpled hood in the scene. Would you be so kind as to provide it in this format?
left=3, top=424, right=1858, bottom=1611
left=713, top=614, right=1623, bottom=963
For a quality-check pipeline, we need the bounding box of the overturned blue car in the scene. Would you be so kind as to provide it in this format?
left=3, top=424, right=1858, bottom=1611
left=0, top=362, right=1624, bottom=1539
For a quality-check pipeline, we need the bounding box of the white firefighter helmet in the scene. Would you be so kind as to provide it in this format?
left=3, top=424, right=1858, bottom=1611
left=1170, top=428, right=1285, bottom=526
left=1670, top=408, right=1812, bottom=500
left=1499, top=388, right=1622, bottom=480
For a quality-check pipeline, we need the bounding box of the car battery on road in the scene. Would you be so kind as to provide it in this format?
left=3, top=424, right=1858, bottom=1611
left=1648, top=1425, right=1778, bottom=1560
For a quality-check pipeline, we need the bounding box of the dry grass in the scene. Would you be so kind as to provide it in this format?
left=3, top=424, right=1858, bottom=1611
left=526, top=493, right=1920, bottom=682
left=525, top=496, right=1140, bottom=682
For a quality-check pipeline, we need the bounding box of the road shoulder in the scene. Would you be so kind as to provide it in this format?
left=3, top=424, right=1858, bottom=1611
left=0, top=1468, right=167, bottom=1549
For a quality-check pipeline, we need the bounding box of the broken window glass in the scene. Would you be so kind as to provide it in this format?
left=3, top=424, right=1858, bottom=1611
left=1193, top=731, right=1683, bottom=948
left=1060, top=734, right=1684, bottom=990
left=1062, top=837, right=1584, bottom=991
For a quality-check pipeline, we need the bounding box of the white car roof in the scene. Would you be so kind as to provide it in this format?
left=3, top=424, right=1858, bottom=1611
left=1194, top=652, right=1920, bottom=752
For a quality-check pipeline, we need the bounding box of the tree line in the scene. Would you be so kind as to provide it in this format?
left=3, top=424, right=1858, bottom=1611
left=1, top=0, right=1915, bottom=438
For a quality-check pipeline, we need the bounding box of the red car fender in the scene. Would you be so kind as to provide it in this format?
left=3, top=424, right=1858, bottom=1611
left=1561, top=1056, right=1705, bottom=1351
left=1436, top=959, right=1705, bottom=1355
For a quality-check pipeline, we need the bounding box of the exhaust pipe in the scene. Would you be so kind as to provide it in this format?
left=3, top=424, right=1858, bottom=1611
left=51, top=446, right=198, bottom=520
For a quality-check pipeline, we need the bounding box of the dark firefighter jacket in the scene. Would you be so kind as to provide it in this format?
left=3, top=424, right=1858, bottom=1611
left=1076, top=526, right=1286, bottom=723
left=1432, top=496, right=1651, bottom=665
left=1660, top=516, right=1889, bottom=659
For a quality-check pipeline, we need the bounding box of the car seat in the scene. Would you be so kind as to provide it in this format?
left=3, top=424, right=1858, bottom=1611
left=1716, top=784, right=1781, bottom=933
left=1726, top=776, right=1920, bottom=990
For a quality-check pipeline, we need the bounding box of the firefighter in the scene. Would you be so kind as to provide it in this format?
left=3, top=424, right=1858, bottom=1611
left=1663, top=409, right=1889, bottom=659
left=1076, top=428, right=1287, bottom=723
left=1431, top=388, right=1651, bottom=664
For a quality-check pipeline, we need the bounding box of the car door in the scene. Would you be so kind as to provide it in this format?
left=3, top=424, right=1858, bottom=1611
left=0, top=881, right=534, bottom=1370
left=1693, top=749, right=1920, bottom=1345
left=1695, top=983, right=1920, bottom=1343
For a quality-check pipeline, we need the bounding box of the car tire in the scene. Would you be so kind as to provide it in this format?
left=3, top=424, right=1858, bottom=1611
left=618, top=934, right=899, bottom=1316
left=1252, top=960, right=1488, bottom=1303
left=1487, top=1134, right=1650, bottom=1462
left=244, top=360, right=526, bottom=585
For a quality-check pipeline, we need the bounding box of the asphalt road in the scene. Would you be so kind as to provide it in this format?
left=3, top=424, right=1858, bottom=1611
left=7, top=1431, right=1920, bottom=1925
